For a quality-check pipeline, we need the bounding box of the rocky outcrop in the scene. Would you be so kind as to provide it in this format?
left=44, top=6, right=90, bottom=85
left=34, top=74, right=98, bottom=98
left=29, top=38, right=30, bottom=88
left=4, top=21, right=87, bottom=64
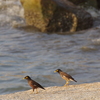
left=70, top=0, right=99, bottom=9
left=0, top=82, right=100, bottom=100
left=97, top=0, right=100, bottom=9
left=69, top=0, right=87, bottom=5
left=20, top=0, right=93, bottom=32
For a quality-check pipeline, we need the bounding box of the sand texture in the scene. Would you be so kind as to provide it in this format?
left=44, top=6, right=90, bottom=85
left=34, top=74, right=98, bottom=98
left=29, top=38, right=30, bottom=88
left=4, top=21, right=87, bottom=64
left=0, top=82, right=100, bottom=100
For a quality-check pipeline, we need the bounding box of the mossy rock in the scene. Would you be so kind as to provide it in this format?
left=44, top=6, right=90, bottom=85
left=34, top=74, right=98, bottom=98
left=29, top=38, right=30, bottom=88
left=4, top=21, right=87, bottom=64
left=20, top=0, right=93, bottom=33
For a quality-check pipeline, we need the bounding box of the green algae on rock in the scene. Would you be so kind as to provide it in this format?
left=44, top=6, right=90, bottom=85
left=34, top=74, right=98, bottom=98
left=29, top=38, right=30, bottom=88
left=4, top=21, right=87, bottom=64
left=20, top=0, right=93, bottom=33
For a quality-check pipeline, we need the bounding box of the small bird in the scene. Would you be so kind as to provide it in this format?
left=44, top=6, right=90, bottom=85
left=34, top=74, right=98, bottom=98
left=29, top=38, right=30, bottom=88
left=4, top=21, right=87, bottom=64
left=23, top=76, right=45, bottom=93
left=54, top=69, right=77, bottom=86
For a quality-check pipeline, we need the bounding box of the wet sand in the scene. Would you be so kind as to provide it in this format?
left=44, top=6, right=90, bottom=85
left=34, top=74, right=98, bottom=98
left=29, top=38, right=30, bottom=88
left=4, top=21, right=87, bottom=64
left=0, top=82, right=100, bottom=100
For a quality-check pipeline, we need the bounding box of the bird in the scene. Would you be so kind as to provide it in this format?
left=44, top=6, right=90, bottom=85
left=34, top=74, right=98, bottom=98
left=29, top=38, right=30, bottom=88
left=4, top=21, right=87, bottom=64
left=54, top=69, right=77, bottom=86
left=23, top=76, right=45, bottom=93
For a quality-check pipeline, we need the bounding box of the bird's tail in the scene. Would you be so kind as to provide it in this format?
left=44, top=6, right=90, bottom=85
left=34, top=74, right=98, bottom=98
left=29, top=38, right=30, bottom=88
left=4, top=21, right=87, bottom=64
left=73, top=79, right=77, bottom=82
left=42, top=87, right=45, bottom=90
left=40, top=86, right=45, bottom=90
left=71, top=78, right=77, bottom=82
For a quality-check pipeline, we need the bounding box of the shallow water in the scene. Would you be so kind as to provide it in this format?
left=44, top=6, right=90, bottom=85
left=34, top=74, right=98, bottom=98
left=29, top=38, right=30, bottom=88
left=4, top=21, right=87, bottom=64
left=0, top=0, right=100, bottom=95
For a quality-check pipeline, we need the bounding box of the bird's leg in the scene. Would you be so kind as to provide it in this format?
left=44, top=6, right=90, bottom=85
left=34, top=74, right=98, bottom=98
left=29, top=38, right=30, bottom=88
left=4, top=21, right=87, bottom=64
left=36, top=89, right=38, bottom=94
left=66, top=81, right=69, bottom=85
left=32, top=89, right=34, bottom=94
left=30, top=89, right=34, bottom=94
left=64, top=81, right=69, bottom=86
left=33, top=89, right=34, bottom=93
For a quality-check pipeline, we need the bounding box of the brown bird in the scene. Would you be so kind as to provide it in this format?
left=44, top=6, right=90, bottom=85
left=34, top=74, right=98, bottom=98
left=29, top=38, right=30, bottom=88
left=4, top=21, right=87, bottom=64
left=23, top=76, right=45, bottom=93
left=54, top=69, right=77, bottom=86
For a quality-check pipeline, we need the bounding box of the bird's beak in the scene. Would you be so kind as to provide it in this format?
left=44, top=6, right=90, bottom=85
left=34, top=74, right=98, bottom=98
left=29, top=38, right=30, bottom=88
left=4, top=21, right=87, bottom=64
left=54, top=71, right=56, bottom=73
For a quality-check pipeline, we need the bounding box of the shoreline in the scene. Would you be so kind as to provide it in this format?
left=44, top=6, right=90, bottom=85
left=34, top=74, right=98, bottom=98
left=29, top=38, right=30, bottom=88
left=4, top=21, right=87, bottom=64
left=0, top=82, right=100, bottom=100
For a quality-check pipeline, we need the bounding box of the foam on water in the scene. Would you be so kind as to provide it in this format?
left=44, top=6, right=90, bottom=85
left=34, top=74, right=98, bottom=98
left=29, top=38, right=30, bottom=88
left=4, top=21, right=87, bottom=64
left=86, top=7, right=100, bottom=17
left=0, top=0, right=24, bottom=27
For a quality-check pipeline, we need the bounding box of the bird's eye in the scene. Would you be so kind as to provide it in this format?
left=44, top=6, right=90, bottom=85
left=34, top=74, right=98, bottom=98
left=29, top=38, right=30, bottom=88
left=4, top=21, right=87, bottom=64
left=56, top=70, right=58, bottom=72
left=26, top=77, right=28, bottom=78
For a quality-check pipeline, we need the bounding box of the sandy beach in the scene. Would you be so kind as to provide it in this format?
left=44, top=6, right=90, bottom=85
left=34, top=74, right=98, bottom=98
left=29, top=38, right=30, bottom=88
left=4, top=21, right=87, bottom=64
left=0, top=82, right=100, bottom=100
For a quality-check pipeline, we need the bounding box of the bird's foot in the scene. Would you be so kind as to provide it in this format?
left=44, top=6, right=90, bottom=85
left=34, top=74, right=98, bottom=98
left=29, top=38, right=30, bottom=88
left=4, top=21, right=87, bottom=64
left=63, top=84, right=69, bottom=87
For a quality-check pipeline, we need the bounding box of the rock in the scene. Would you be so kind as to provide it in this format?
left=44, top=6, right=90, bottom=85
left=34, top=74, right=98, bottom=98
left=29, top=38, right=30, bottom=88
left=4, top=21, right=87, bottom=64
left=0, top=82, right=100, bottom=100
left=69, top=0, right=87, bottom=5
left=70, top=0, right=100, bottom=9
left=20, top=0, right=93, bottom=33
left=97, top=0, right=100, bottom=9
left=84, top=0, right=97, bottom=8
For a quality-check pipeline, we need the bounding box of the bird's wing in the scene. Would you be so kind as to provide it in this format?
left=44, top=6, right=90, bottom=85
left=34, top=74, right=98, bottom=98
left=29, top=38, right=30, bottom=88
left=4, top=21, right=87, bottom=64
left=61, top=72, right=77, bottom=82
left=32, top=80, right=45, bottom=90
